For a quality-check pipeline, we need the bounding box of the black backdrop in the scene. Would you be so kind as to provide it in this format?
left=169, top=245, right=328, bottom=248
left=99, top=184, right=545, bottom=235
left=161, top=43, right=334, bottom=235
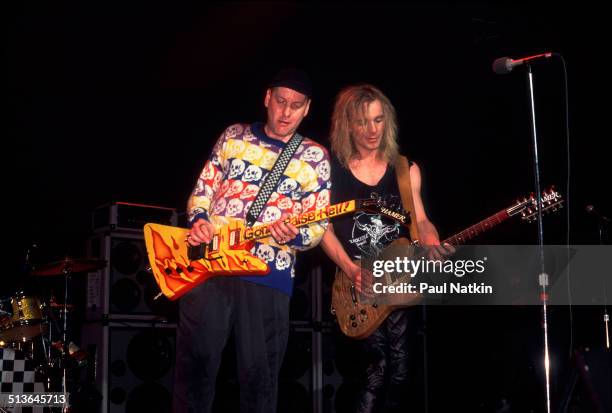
left=6, top=2, right=611, bottom=411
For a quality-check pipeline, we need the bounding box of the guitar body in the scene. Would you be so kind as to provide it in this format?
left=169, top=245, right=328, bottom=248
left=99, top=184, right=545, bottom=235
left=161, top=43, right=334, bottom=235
left=331, top=238, right=422, bottom=339
left=144, top=218, right=269, bottom=301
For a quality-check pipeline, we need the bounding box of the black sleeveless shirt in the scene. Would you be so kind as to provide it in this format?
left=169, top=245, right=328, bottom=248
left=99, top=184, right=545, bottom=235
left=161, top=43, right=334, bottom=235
left=330, top=156, right=410, bottom=260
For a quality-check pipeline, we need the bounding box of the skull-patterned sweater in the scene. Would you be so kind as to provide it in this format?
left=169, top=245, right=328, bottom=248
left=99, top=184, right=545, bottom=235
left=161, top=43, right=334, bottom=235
left=187, top=122, right=331, bottom=295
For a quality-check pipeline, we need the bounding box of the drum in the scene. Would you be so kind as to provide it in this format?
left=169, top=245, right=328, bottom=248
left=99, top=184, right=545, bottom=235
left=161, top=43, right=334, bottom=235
left=0, top=292, right=47, bottom=343
left=0, top=296, right=13, bottom=337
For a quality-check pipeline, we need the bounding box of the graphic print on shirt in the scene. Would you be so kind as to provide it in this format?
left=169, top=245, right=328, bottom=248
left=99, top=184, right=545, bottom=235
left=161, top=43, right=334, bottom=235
left=350, top=212, right=400, bottom=258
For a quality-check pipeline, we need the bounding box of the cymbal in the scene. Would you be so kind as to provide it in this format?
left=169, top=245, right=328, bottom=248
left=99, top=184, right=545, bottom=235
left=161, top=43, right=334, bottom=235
left=33, top=257, right=107, bottom=276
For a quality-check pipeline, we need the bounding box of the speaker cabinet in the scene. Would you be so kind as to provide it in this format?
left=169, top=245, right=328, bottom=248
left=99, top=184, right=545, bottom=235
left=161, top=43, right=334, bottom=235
left=86, top=232, right=177, bottom=320
left=81, top=321, right=176, bottom=413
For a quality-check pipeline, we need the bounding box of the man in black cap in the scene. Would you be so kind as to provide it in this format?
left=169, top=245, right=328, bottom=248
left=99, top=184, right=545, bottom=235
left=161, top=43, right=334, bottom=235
left=174, top=69, right=331, bottom=412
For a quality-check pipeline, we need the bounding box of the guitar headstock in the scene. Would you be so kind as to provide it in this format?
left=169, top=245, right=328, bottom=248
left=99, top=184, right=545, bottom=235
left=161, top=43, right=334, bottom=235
left=357, top=195, right=411, bottom=227
left=508, top=186, right=564, bottom=222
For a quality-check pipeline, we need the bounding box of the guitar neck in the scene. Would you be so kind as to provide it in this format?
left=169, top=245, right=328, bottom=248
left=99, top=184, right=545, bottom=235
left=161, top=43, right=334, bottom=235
left=442, top=209, right=511, bottom=245
left=242, top=200, right=358, bottom=242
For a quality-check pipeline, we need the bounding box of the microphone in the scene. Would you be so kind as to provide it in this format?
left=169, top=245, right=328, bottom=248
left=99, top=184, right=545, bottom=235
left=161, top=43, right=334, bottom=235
left=586, top=204, right=610, bottom=223
left=492, top=52, right=554, bottom=74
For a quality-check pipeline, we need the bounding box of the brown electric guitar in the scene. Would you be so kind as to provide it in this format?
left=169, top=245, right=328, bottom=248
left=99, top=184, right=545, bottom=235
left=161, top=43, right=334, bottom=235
left=331, top=187, right=564, bottom=339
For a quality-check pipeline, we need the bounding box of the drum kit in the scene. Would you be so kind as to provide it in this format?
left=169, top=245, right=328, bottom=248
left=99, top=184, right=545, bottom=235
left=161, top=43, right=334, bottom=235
left=0, top=256, right=105, bottom=397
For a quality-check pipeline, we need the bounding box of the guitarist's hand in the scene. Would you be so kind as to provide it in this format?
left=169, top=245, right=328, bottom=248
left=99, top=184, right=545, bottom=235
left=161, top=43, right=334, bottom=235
left=269, top=213, right=299, bottom=245
left=345, top=262, right=374, bottom=297
left=423, top=243, right=455, bottom=261
left=188, top=218, right=216, bottom=246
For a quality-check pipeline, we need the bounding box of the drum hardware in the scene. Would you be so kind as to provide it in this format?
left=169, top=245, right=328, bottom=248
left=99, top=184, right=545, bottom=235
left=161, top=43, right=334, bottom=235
left=14, top=255, right=107, bottom=407
left=1, top=248, right=106, bottom=411
left=32, top=256, right=106, bottom=277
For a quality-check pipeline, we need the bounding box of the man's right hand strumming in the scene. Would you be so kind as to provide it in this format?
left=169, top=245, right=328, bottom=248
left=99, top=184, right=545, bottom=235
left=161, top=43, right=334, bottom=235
left=187, top=218, right=215, bottom=246
left=343, top=261, right=374, bottom=297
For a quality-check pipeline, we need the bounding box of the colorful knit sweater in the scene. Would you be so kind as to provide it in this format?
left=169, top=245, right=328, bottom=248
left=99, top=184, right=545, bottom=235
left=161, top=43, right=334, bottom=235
left=187, top=122, right=331, bottom=295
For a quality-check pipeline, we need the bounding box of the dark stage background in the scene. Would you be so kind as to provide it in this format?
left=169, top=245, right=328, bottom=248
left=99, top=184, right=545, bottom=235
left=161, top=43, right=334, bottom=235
left=6, top=2, right=611, bottom=412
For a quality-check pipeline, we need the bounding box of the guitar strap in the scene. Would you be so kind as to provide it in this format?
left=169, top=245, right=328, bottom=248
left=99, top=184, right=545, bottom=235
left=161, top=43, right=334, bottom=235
left=394, top=155, right=420, bottom=242
left=245, top=132, right=304, bottom=227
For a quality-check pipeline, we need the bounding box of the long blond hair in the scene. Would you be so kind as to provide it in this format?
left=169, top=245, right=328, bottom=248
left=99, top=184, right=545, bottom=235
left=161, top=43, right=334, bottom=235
left=330, top=84, right=400, bottom=168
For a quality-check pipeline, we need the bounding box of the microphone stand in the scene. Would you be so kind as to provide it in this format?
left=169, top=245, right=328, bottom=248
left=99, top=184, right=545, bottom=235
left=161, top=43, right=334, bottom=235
left=595, top=214, right=610, bottom=349
left=525, top=63, right=552, bottom=413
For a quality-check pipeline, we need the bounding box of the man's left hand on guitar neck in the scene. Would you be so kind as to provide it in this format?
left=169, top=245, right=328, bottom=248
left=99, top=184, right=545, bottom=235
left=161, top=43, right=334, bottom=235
left=268, top=212, right=299, bottom=245
left=417, top=221, right=455, bottom=261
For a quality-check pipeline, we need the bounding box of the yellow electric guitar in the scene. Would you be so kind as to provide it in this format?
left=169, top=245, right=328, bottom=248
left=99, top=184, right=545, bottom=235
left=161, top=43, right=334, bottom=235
left=144, top=196, right=410, bottom=301
left=331, top=187, right=564, bottom=339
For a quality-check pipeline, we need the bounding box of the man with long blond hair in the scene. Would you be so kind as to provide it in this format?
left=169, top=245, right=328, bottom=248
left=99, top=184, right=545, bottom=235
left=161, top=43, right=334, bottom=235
left=321, top=84, right=448, bottom=412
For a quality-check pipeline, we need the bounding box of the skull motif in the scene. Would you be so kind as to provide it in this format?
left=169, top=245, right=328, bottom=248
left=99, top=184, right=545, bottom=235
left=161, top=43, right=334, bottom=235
left=243, top=165, right=263, bottom=182
left=300, top=146, right=324, bottom=162
left=315, top=189, right=330, bottom=210
left=285, top=159, right=302, bottom=176
left=226, top=139, right=246, bottom=159
left=262, top=206, right=281, bottom=223
left=292, top=202, right=302, bottom=216
left=240, top=184, right=259, bottom=199
left=275, top=250, right=292, bottom=271
left=302, top=194, right=316, bottom=211
left=260, top=151, right=277, bottom=169
left=211, top=198, right=227, bottom=215
left=295, top=144, right=305, bottom=155
left=277, top=178, right=298, bottom=195
left=225, top=124, right=244, bottom=138
left=226, top=181, right=244, bottom=197
left=243, top=144, right=264, bottom=163
left=315, top=160, right=331, bottom=181
left=297, top=167, right=316, bottom=184
left=211, top=172, right=223, bottom=192
left=243, top=200, right=253, bottom=215
left=277, top=197, right=293, bottom=210
left=200, top=162, right=216, bottom=180
left=255, top=244, right=275, bottom=263
left=228, top=159, right=246, bottom=179
left=219, top=180, right=230, bottom=195
left=225, top=198, right=244, bottom=217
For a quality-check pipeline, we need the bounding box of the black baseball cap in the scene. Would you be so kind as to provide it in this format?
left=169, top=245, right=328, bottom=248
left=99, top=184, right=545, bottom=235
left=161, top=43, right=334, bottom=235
left=268, top=68, right=312, bottom=98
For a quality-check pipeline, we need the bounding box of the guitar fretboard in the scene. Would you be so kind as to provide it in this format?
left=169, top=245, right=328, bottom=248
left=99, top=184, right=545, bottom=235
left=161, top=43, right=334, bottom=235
left=443, top=210, right=510, bottom=245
